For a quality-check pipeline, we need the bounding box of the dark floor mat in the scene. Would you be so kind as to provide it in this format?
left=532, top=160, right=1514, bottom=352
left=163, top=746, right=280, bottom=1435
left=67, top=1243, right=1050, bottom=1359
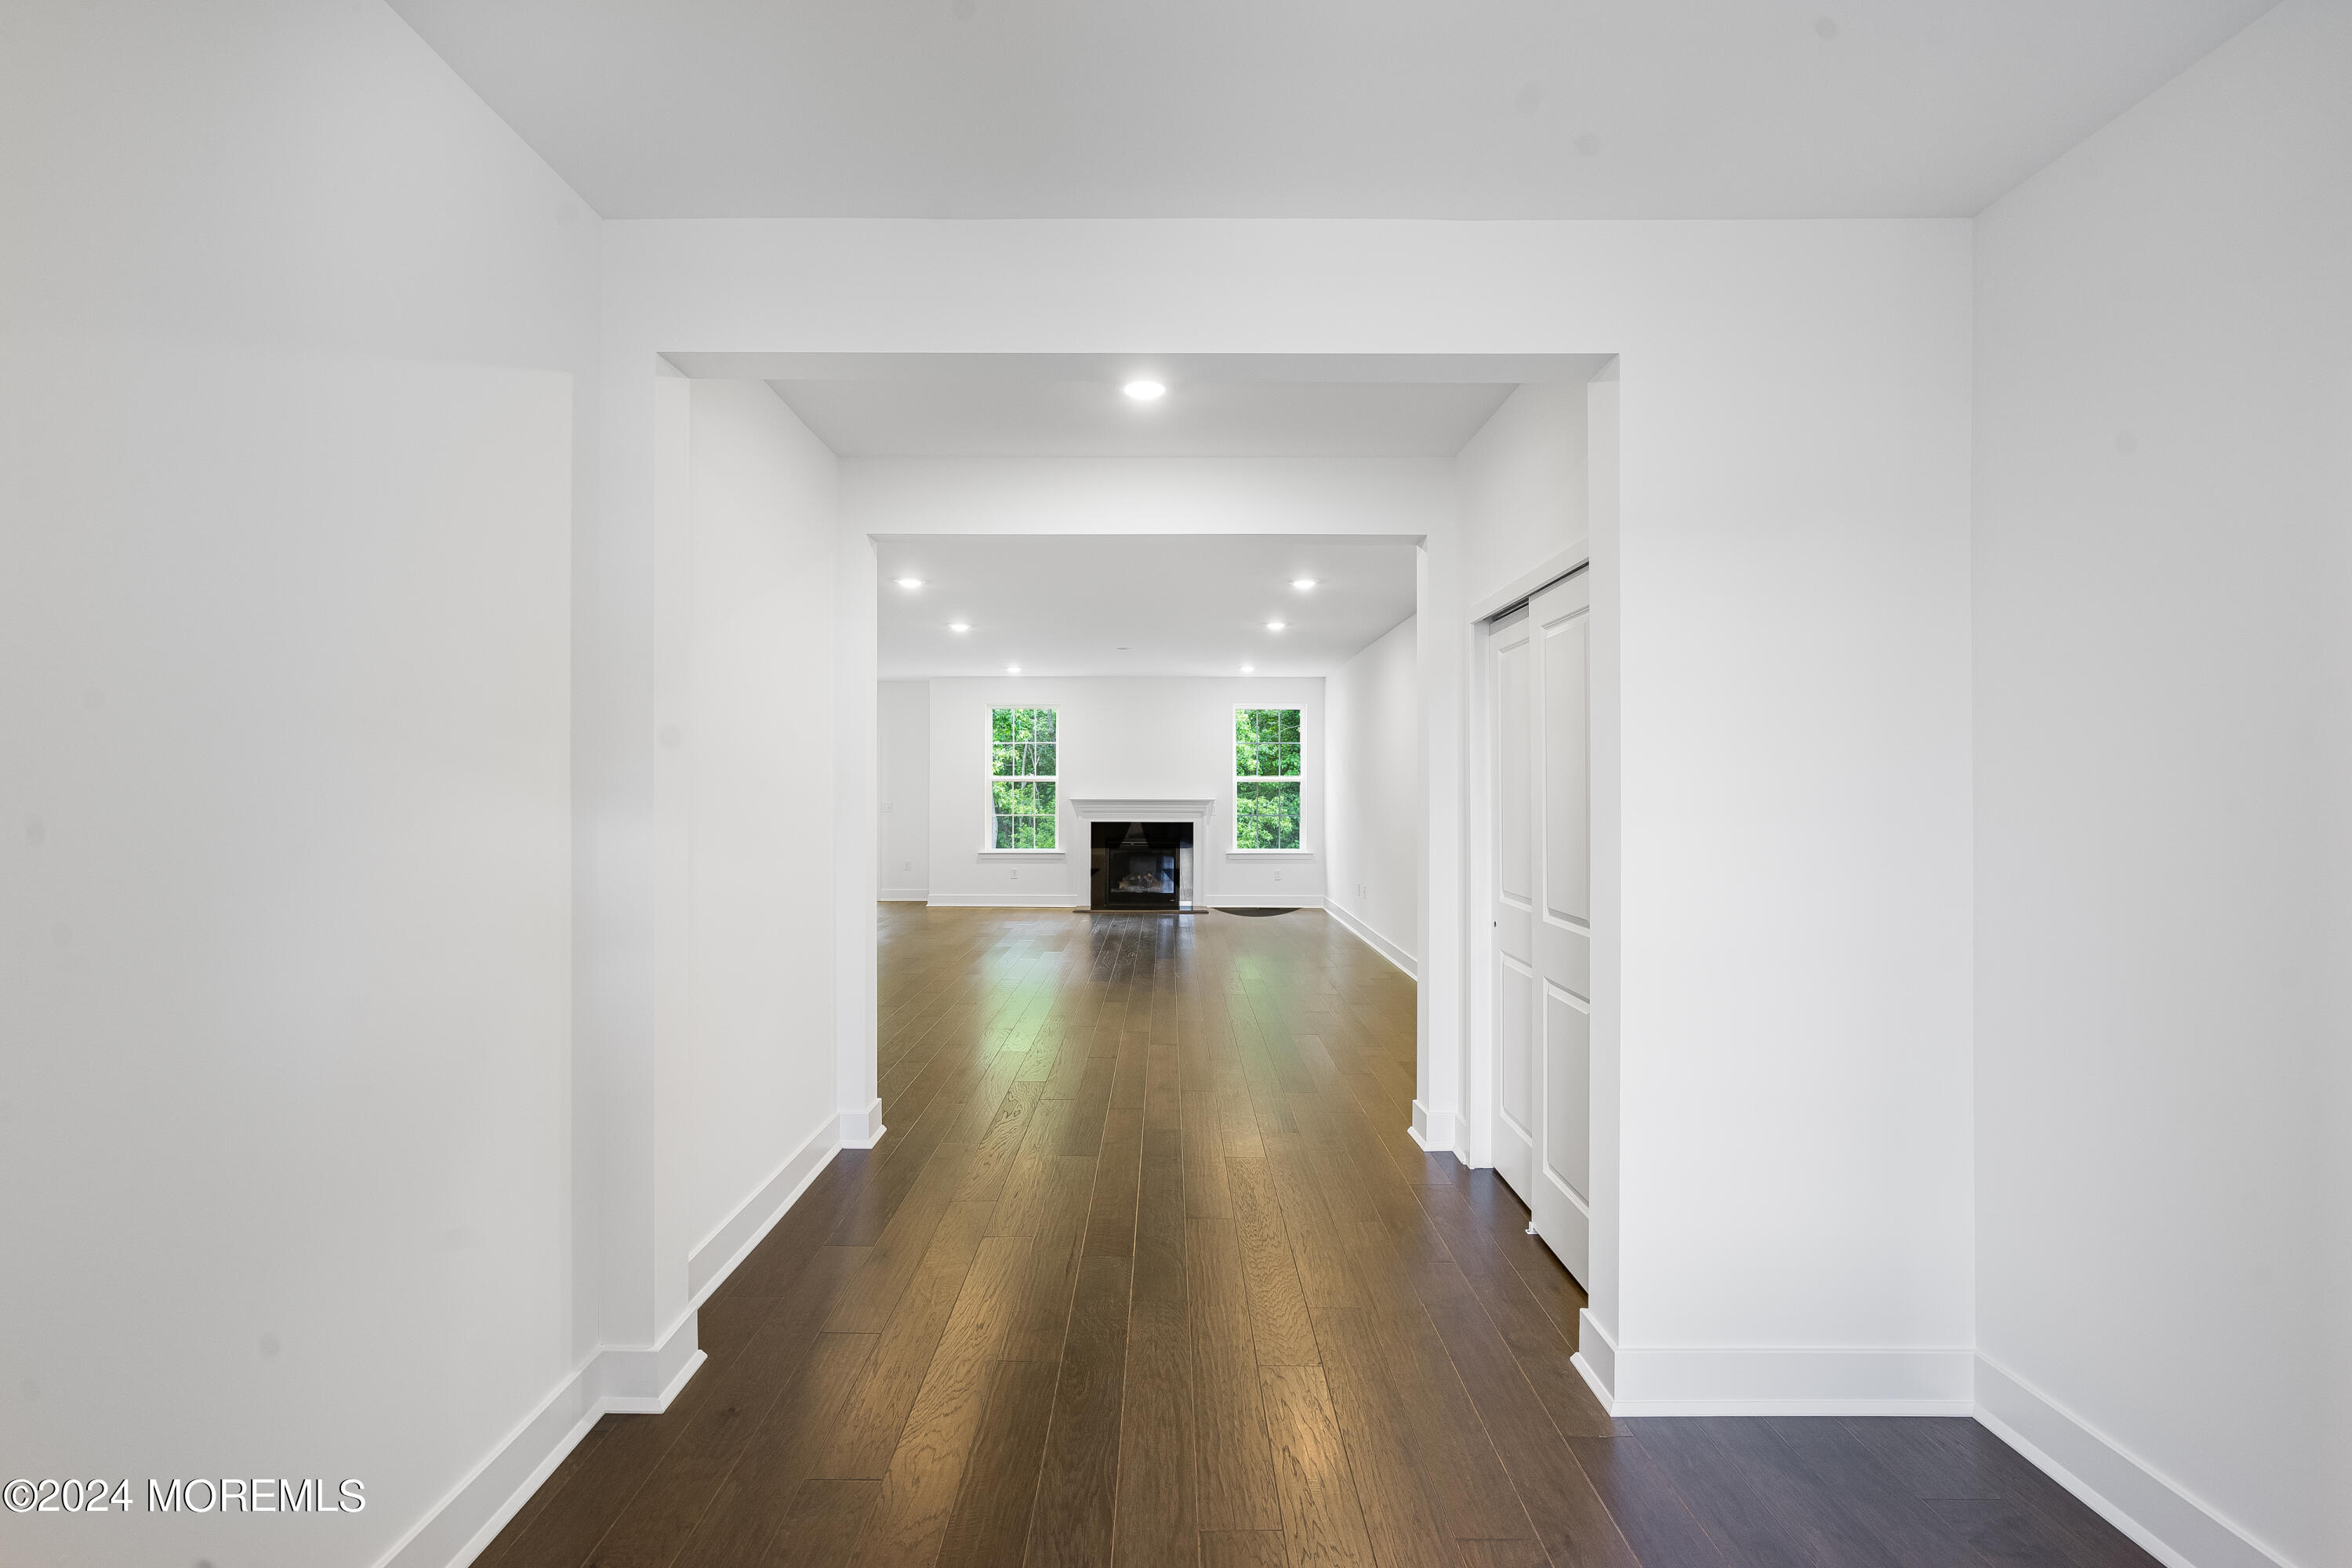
left=1215, top=906, right=1299, bottom=916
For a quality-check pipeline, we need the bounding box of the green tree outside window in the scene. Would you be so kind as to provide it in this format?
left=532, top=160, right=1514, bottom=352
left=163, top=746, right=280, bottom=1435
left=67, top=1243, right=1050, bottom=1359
left=1234, top=707, right=1301, bottom=850
left=990, top=707, right=1058, bottom=848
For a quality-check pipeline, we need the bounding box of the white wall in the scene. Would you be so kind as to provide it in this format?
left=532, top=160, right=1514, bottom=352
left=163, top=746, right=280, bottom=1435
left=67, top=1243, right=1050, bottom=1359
left=1600, top=260, right=1973, bottom=1410
left=844, top=454, right=1454, bottom=540
left=1452, top=380, right=1594, bottom=1166
left=1326, top=616, right=1421, bottom=973
left=684, top=381, right=842, bottom=1286
left=1458, top=383, right=1591, bottom=605
left=831, top=505, right=883, bottom=1148
left=599, top=215, right=1979, bottom=1418
left=924, top=677, right=1325, bottom=908
left=1973, top=3, right=2351, bottom=1564
left=877, top=680, right=932, bottom=899
left=1581, top=371, right=1627, bottom=1383
left=0, top=3, right=597, bottom=1566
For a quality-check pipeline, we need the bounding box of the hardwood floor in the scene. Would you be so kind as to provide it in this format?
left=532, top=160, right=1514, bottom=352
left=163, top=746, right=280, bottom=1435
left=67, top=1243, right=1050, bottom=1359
left=477, top=906, right=2157, bottom=1568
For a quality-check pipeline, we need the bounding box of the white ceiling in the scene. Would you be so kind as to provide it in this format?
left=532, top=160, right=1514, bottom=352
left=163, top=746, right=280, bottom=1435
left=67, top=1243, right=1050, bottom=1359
left=666, top=352, right=1613, bottom=458
left=877, top=535, right=1417, bottom=679
left=389, top=0, right=2270, bottom=220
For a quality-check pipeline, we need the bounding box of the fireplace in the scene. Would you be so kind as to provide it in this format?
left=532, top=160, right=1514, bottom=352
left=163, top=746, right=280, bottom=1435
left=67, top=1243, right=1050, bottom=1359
left=1089, top=820, right=1194, bottom=912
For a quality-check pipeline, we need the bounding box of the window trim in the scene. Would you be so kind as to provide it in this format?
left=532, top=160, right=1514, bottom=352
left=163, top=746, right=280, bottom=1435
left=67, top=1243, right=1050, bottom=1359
left=986, top=705, right=1060, bottom=851
left=1231, top=703, right=1305, bottom=852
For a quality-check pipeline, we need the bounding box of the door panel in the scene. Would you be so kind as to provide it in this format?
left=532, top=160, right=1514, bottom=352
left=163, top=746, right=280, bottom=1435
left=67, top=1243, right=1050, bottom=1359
left=1541, top=985, right=1591, bottom=1204
left=1500, top=958, right=1537, bottom=1149
left=1545, top=922, right=1591, bottom=1004
left=1496, top=634, right=1533, bottom=907
left=1544, top=614, right=1591, bottom=931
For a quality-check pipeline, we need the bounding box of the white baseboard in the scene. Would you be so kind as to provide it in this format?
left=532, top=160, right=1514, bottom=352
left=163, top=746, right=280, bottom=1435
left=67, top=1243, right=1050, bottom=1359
left=376, top=1360, right=601, bottom=1568
left=1570, top=1324, right=2299, bottom=1566
left=925, top=893, right=1079, bottom=908
left=1324, top=899, right=1417, bottom=978
left=1974, top=1352, right=2300, bottom=1568
left=590, top=1310, right=706, bottom=1415
left=1600, top=1341, right=1973, bottom=1416
left=379, top=1313, right=703, bottom=1568
left=614, top=1342, right=706, bottom=1417
left=686, top=1117, right=839, bottom=1309
left=1573, top=1309, right=1619, bottom=1410
left=840, top=1098, right=887, bottom=1149
left=380, top=1113, right=873, bottom=1568
left=879, top=887, right=928, bottom=902
left=1407, top=1098, right=1460, bottom=1156
left=924, top=894, right=1334, bottom=913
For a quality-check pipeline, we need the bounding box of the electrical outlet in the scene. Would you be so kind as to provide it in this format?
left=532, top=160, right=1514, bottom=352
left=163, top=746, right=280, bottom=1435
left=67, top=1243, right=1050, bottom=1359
left=1274, top=870, right=1283, bottom=882
left=1011, top=868, right=1019, bottom=880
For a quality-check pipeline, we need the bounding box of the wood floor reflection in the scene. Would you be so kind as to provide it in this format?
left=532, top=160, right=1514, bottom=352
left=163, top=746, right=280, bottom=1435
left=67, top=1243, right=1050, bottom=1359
left=477, top=906, right=2154, bottom=1568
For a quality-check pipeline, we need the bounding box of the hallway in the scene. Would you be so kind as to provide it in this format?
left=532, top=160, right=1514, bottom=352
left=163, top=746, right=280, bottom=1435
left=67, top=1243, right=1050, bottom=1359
left=476, top=908, right=2151, bottom=1568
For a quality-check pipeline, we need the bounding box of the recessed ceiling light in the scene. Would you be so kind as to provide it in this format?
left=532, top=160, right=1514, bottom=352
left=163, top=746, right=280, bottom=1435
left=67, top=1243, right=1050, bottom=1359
left=895, top=577, right=924, bottom=589
left=1265, top=621, right=1287, bottom=632
left=949, top=622, right=971, bottom=633
left=1241, top=663, right=1255, bottom=673
left=1122, top=379, right=1167, bottom=402
left=1007, top=663, right=1022, bottom=673
left=1290, top=579, right=1317, bottom=590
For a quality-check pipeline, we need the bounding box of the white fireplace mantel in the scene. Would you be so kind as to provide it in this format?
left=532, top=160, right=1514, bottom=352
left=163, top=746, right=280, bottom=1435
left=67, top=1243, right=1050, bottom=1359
left=1068, top=797, right=1215, bottom=822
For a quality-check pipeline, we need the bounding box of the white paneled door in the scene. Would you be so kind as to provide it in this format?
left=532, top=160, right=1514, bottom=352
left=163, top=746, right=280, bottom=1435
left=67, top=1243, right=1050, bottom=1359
left=1486, top=569, right=1592, bottom=1284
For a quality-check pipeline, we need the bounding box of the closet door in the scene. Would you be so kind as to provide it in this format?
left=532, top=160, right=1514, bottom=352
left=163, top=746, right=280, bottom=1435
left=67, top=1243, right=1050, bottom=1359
left=1486, top=605, right=1537, bottom=1203
left=1526, top=569, right=1592, bottom=1282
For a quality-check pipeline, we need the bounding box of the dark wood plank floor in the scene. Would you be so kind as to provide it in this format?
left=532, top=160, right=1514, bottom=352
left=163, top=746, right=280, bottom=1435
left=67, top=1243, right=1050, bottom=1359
left=477, top=906, right=2157, bottom=1568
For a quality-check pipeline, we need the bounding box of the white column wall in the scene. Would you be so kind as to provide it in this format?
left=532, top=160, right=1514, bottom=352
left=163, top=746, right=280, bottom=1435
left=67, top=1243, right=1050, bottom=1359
left=1973, top=2, right=2351, bottom=1563
left=1584, top=372, right=1626, bottom=1358
left=1414, top=539, right=1461, bottom=1147
left=1326, top=617, right=1422, bottom=974
left=639, top=365, right=695, bottom=1373
left=833, top=514, right=883, bottom=1145
left=1607, top=281, right=1973, bottom=1402
left=684, top=381, right=843, bottom=1290
left=878, top=681, right=934, bottom=900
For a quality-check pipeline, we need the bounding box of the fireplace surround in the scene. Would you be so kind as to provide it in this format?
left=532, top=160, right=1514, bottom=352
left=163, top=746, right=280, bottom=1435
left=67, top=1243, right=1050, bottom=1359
left=1069, top=797, right=1209, bottom=913
left=1089, top=819, right=1193, bottom=911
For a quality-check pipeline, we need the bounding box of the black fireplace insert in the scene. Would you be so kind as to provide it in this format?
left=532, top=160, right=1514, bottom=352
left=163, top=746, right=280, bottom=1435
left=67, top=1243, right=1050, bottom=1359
left=1089, top=820, right=1192, bottom=910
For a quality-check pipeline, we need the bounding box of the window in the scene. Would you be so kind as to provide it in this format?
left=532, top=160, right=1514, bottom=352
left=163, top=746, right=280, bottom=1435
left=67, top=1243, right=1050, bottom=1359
left=1234, top=707, right=1302, bottom=849
left=989, top=706, right=1058, bottom=848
